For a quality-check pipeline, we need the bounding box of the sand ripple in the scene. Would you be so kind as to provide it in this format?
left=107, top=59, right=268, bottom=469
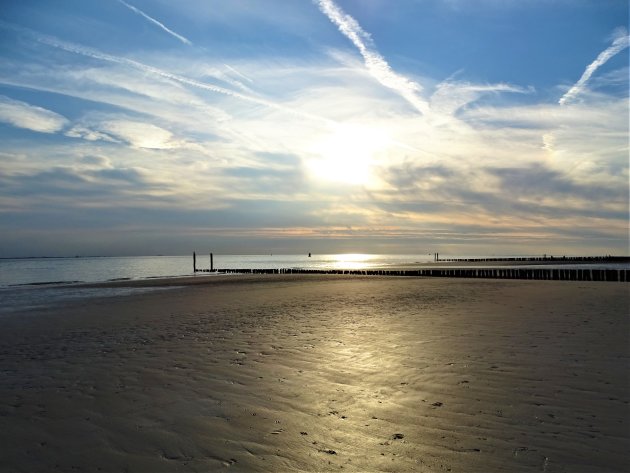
left=0, top=276, right=628, bottom=471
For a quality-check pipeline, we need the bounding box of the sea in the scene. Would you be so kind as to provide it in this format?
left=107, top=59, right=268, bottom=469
left=0, top=254, right=428, bottom=314
left=1, top=254, right=627, bottom=314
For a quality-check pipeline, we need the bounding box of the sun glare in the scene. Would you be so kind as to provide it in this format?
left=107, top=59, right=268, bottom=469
left=308, top=124, right=389, bottom=186
left=330, top=253, right=375, bottom=270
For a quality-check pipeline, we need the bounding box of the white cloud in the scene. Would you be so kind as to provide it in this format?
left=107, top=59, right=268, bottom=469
left=559, top=30, right=630, bottom=105
left=431, top=81, right=531, bottom=115
left=78, top=155, right=112, bottom=168
left=464, top=99, right=629, bottom=130
left=65, top=125, right=118, bottom=143
left=0, top=95, right=68, bottom=133
left=33, top=32, right=332, bottom=125
left=99, top=120, right=175, bottom=149
left=3, top=41, right=624, bottom=199
left=0, top=19, right=626, bottom=253
left=66, top=64, right=233, bottom=123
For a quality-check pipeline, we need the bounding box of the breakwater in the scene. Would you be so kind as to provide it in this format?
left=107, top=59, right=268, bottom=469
left=435, top=255, right=629, bottom=263
left=197, top=267, right=629, bottom=282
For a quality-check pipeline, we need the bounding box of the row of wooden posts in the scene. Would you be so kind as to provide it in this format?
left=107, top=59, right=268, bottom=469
left=435, top=255, right=630, bottom=263
left=193, top=252, right=213, bottom=273
left=193, top=254, right=628, bottom=282
left=214, top=267, right=629, bottom=282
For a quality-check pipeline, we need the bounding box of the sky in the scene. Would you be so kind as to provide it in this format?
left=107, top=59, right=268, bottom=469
left=0, top=0, right=628, bottom=257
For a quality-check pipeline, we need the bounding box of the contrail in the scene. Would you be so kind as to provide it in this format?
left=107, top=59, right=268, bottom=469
left=224, top=64, right=254, bottom=84
left=314, top=0, right=430, bottom=115
left=559, top=32, right=629, bottom=105
left=117, top=0, right=192, bottom=45
left=33, top=32, right=333, bottom=125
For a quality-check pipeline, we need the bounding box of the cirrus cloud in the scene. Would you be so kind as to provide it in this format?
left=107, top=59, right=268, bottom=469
left=0, top=95, right=68, bottom=133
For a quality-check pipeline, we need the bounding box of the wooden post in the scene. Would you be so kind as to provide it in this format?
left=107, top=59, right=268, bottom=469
left=210, top=253, right=214, bottom=271
left=193, top=252, right=197, bottom=272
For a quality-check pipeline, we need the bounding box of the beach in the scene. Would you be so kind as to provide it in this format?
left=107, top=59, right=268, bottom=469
left=0, top=275, right=628, bottom=472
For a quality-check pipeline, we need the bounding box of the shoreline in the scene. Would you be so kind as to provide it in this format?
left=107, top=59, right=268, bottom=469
left=202, top=267, right=629, bottom=282
left=3, top=257, right=629, bottom=291
left=1, top=276, right=628, bottom=471
left=80, top=260, right=630, bottom=289
left=3, top=267, right=626, bottom=317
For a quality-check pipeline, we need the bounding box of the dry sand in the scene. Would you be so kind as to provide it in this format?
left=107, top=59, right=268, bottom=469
left=0, top=275, right=628, bottom=472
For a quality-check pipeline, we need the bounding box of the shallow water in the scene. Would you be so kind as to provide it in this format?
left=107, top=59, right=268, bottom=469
left=0, top=285, right=181, bottom=315
left=0, top=254, right=429, bottom=314
left=1, top=253, right=626, bottom=315
left=1, top=254, right=626, bottom=288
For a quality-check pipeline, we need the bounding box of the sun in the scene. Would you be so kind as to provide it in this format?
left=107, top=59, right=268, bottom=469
left=308, top=123, right=389, bottom=186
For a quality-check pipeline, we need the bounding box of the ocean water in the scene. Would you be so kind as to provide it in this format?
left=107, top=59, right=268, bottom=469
left=1, top=254, right=626, bottom=315
left=0, top=254, right=435, bottom=288
left=0, top=254, right=431, bottom=314
left=3, top=253, right=629, bottom=288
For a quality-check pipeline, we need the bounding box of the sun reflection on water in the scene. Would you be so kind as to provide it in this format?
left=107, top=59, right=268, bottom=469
left=328, top=253, right=376, bottom=270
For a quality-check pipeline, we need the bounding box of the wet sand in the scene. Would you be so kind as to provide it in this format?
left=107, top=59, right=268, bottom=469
left=0, top=275, right=628, bottom=472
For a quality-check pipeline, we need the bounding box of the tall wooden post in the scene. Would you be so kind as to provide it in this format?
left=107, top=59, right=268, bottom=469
left=193, top=252, right=196, bottom=272
left=210, top=253, right=214, bottom=271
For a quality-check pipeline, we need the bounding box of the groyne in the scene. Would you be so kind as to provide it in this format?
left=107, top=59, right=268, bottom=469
left=435, top=255, right=629, bottom=263
left=195, top=267, right=629, bottom=282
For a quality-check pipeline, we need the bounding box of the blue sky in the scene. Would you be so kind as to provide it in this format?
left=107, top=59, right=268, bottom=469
left=0, top=0, right=628, bottom=256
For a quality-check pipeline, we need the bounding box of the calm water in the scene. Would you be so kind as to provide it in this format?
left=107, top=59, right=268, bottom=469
left=1, top=254, right=626, bottom=314
left=0, top=254, right=431, bottom=314
left=0, top=254, right=434, bottom=288
left=3, top=253, right=629, bottom=288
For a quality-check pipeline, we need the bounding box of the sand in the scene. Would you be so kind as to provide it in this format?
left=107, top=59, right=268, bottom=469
left=0, top=275, right=628, bottom=472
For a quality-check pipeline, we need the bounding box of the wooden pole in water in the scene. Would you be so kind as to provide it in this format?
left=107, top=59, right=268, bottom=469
left=210, top=253, right=214, bottom=271
left=193, top=252, right=197, bottom=272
